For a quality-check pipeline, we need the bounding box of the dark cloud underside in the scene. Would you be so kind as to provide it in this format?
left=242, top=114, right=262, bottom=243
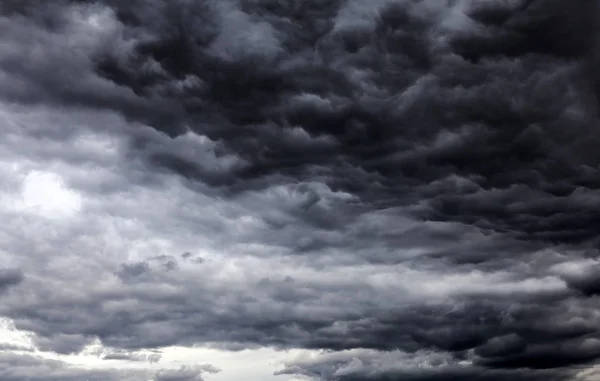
left=1, top=1, right=600, bottom=381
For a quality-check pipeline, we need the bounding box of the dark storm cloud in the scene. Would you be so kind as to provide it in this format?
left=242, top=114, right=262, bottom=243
left=2, top=1, right=600, bottom=381
left=0, top=269, right=24, bottom=293
left=451, top=0, right=598, bottom=61
left=3, top=0, right=599, bottom=245
left=0, top=256, right=586, bottom=374
left=558, top=261, right=600, bottom=296
left=32, top=333, right=93, bottom=355
left=276, top=349, right=574, bottom=381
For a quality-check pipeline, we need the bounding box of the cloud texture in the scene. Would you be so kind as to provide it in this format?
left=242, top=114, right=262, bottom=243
left=1, top=0, right=600, bottom=380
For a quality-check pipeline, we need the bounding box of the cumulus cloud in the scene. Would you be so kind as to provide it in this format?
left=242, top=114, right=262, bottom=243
left=1, top=0, right=599, bottom=380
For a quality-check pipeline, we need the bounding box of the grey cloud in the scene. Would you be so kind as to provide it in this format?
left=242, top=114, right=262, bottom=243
left=181, top=252, right=205, bottom=263
left=0, top=353, right=126, bottom=381
left=0, top=343, right=33, bottom=352
left=558, top=262, right=600, bottom=296
left=1, top=0, right=600, bottom=380
left=32, top=333, right=93, bottom=355
left=155, top=365, right=220, bottom=381
left=102, top=351, right=162, bottom=363
left=116, top=261, right=152, bottom=281
left=0, top=352, right=216, bottom=381
left=0, top=3, right=184, bottom=131
left=0, top=253, right=582, bottom=370
left=276, top=348, right=573, bottom=381
left=0, top=117, right=597, bottom=376
left=5, top=1, right=599, bottom=227
left=43, top=0, right=600, bottom=250
left=0, top=269, right=23, bottom=293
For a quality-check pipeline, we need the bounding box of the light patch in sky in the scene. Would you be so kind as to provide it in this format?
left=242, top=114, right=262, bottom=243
left=21, top=171, right=82, bottom=218
left=0, top=318, right=35, bottom=351
left=0, top=318, right=302, bottom=381
left=577, top=365, right=600, bottom=381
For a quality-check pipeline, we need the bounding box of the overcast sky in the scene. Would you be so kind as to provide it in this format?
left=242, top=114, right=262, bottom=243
left=1, top=0, right=600, bottom=380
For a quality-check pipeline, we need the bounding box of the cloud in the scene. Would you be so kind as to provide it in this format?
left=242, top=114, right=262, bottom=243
left=276, top=348, right=573, bottom=381
left=4, top=0, right=596, bottom=248
left=0, top=1, right=599, bottom=381
left=0, top=352, right=215, bottom=381
left=0, top=269, right=23, bottom=294
left=154, top=365, right=220, bottom=381
left=102, top=350, right=162, bottom=363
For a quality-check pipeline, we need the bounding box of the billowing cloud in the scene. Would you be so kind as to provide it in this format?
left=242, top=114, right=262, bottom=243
left=1, top=1, right=599, bottom=380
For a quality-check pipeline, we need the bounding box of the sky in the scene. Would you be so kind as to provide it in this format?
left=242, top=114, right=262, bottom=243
left=0, top=0, right=600, bottom=380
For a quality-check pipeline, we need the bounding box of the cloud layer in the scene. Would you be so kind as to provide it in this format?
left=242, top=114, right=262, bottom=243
left=1, top=0, right=600, bottom=380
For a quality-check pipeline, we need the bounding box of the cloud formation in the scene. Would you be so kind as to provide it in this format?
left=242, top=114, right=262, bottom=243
left=1, top=0, right=600, bottom=380
left=0, top=352, right=216, bottom=381
left=0, top=269, right=23, bottom=294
